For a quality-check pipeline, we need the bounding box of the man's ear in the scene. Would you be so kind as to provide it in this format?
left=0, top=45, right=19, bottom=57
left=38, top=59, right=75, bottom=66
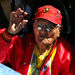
left=59, top=26, right=63, bottom=32
left=57, top=24, right=63, bottom=31
left=57, top=27, right=61, bottom=37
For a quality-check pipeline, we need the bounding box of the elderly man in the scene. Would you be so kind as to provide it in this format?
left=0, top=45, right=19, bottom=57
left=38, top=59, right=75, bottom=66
left=0, top=5, right=72, bottom=75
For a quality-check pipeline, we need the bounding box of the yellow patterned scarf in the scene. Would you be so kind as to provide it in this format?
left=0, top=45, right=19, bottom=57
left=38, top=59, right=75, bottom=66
left=28, top=45, right=57, bottom=75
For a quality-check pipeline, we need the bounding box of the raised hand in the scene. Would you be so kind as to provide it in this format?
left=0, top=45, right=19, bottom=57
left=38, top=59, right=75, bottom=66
left=7, top=8, right=28, bottom=35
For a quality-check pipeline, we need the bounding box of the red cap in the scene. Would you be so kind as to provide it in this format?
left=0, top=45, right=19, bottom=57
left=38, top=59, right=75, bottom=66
left=34, top=5, right=62, bottom=25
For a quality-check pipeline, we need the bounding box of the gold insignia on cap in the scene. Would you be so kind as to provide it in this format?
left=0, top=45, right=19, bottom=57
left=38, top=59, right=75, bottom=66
left=57, top=14, right=59, bottom=18
left=58, top=10, right=61, bottom=14
left=43, top=7, right=49, bottom=13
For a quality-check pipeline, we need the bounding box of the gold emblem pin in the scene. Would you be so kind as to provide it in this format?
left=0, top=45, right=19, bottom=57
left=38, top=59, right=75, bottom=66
left=43, top=7, right=49, bottom=13
left=58, top=10, right=61, bottom=14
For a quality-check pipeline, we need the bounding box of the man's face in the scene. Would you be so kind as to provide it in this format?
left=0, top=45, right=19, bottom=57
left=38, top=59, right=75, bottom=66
left=33, top=19, right=60, bottom=48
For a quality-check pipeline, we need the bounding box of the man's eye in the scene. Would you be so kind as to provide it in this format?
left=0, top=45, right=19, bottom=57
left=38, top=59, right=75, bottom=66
left=37, top=23, right=42, bottom=30
left=46, top=28, right=50, bottom=32
left=46, top=25, right=51, bottom=32
left=37, top=26, right=42, bottom=30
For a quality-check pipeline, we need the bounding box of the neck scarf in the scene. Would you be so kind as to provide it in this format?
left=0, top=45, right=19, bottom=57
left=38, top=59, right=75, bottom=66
left=28, top=45, right=57, bottom=75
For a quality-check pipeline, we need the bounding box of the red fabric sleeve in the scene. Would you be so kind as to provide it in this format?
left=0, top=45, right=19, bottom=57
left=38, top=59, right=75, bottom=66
left=58, top=38, right=72, bottom=75
left=0, top=28, right=22, bottom=70
left=62, top=52, right=71, bottom=75
left=0, top=28, right=13, bottom=63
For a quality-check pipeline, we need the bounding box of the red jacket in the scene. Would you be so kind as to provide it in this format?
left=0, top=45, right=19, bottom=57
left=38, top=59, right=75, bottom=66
left=0, top=28, right=72, bottom=75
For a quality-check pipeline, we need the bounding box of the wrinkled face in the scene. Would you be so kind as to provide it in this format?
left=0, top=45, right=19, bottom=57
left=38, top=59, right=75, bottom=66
left=33, top=19, right=61, bottom=48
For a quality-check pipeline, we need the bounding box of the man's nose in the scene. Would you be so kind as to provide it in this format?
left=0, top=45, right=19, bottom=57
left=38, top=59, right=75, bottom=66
left=42, top=27, right=48, bottom=33
left=40, top=28, right=46, bottom=34
left=40, top=30, right=48, bottom=38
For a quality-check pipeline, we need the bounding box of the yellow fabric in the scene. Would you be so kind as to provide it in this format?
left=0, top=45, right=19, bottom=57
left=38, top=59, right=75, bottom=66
left=35, top=45, right=52, bottom=68
left=50, top=46, right=57, bottom=73
left=51, top=47, right=57, bottom=63
left=28, top=45, right=57, bottom=75
left=29, top=65, right=33, bottom=75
